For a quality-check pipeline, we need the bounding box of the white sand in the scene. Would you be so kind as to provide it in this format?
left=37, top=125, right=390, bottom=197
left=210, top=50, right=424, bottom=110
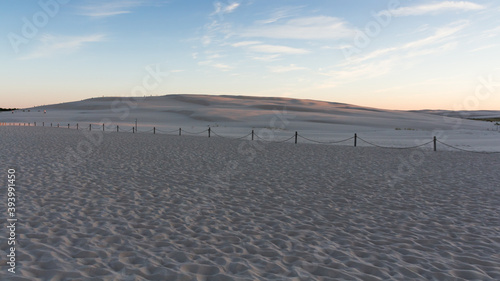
left=3, top=95, right=500, bottom=152
left=1, top=126, right=499, bottom=280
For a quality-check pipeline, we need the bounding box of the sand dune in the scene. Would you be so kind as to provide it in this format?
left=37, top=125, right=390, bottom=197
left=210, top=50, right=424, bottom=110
left=3, top=94, right=499, bottom=152
left=1, top=126, right=499, bottom=280
left=4, top=94, right=497, bottom=132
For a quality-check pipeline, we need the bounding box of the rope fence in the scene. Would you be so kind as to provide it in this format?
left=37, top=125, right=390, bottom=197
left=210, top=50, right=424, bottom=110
left=1, top=122, right=499, bottom=154
left=210, top=129, right=253, bottom=140
left=435, top=140, right=500, bottom=154
left=156, top=128, right=180, bottom=134
left=183, top=129, right=209, bottom=135
left=357, top=137, right=434, bottom=150
left=254, top=132, right=296, bottom=143
left=298, top=133, right=354, bottom=144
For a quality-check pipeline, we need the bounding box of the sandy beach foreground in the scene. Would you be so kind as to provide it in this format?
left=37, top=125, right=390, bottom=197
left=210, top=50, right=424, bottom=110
left=1, top=126, right=500, bottom=280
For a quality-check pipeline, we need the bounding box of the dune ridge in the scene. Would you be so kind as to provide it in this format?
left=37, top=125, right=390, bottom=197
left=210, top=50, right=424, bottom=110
left=4, top=94, right=497, bottom=131
left=2, top=94, right=499, bottom=152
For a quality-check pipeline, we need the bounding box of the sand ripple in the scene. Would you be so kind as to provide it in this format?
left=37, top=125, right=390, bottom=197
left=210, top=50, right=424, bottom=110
left=1, top=127, right=499, bottom=280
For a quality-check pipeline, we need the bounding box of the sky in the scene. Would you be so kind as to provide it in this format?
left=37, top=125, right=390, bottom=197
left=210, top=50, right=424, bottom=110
left=1, top=0, right=500, bottom=110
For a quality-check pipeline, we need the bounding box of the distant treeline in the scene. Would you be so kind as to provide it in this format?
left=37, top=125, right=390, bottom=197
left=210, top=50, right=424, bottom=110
left=0, top=108, right=18, bottom=112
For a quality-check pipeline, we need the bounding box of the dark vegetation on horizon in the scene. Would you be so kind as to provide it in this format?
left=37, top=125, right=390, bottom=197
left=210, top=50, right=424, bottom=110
left=0, top=108, right=18, bottom=112
left=469, top=117, right=500, bottom=122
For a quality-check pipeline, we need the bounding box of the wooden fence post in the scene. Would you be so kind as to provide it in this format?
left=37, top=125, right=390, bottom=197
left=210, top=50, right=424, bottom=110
left=77, top=123, right=79, bottom=130
left=133, top=127, right=135, bottom=133
left=43, top=122, right=44, bottom=127
left=179, top=128, right=181, bottom=136
left=154, top=127, right=156, bottom=134
left=433, top=136, right=436, bottom=151
left=89, top=124, right=91, bottom=131
left=68, top=124, right=70, bottom=129
left=208, top=127, right=211, bottom=138
left=34, top=122, right=36, bottom=126
left=251, top=129, right=254, bottom=140
left=103, top=123, right=105, bottom=132
left=117, top=125, right=119, bottom=132
left=295, top=131, right=298, bottom=144
left=354, top=133, right=357, bottom=147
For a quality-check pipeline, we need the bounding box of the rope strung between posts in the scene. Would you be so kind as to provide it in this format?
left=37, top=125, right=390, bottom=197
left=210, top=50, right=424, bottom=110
left=436, top=140, right=500, bottom=154
left=210, top=130, right=252, bottom=140
left=298, top=134, right=354, bottom=144
left=155, top=128, right=180, bottom=134
left=357, top=137, right=433, bottom=150
left=254, top=133, right=295, bottom=143
left=183, top=129, right=209, bottom=135
left=11, top=124, right=500, bottom=153
left=90, top=124, right=103, bottom=130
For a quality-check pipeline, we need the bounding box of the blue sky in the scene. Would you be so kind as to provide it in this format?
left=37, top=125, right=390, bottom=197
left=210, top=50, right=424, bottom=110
left=1, top=0, right=500, bottom=110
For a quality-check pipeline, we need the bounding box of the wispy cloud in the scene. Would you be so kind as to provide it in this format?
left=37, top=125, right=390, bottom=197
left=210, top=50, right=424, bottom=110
left=320, top=44, right=353, bottom=50
left=20, top=34, right=105, bottom=60
left=255, top=6, right=304, bottom=24
left=82, top=10, right=131, bottom=17
left=201, top=2, right=239, bottom=47
left=344, top=20, right=468, bottom=65
left=478, top=25, right=500, bottom=39
left=321, top=59, right=395, bottom=83
left=403, top=20, right=468, bottom=49
left=318, top=21, right=467, bottom=87
left=406, top=41, right=458, bottom=58
left=469, top=44, right=499, bottom=53
left=198, top=60, right=232, bottom=71
left=231, top=41, right=261, bottom=47
left=211, top=2, right=240, bottom=16
left=213, top=63, right=232, bottom=70
left=398, top=24, right=431, bottom=37
left=319, top=40, right=459, bottom=87
left=388, top=1, right=484, bottom=17
left=80, top=2, right=133, bottom=17
left=79, top=1, right=158, bottom=17
left=251, top=54, right=281, bottom=62
left=268, top=64, right=307, bottom=73
left=243, top=16, right=358, bottom=40
left=248, top=44, right=309, bottom=54
left=231, top=40, right=309, bottom=55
